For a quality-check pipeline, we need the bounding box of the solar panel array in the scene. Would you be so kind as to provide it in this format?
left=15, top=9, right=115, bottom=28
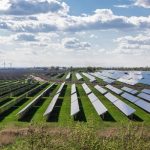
left=113, top=100, right=136, bottom=116
left=82, top=83, right=92, bottom=94
left=82, top=73, right=96, bottom=82
left=71, top=100, right=80, bottom=116
left=117, top=78, right=138, bottom=86
left=91, top=70, right=150, bottom=86
left=106, top=85, right=123, bottom=95
left=103, top=78, right=115, bottom=84
left=121, top=92, right=139, bottom=103
left=66, top=72, right=71, bottom=80
left=135, top=100, right=150, bottom=113
left=76, top=73, right=83, bottom=81
left=99, top=70, right=124, bottom=80
left=142, top=89, right=150, bottom=95
left=81, top=83, right=108, bottom=118
left=44, top=82, right=65, bottom=116
left=104, top=92, right=136, bottom=116
left=121, top=86, right=138, bottom=95
left=87, top=93, right=108, bottom=117
left=17, top=83, right=55, bottom=117
left=104, top=93, right=118, bottom=103
left=71, top=84, right=76, bottom=95
left=44, top=93, right=60, bottom=116
left=138, top=93, right=150, bottom=102
left=121, top=92, right=150, bottom=113
left=71, top=93, right=78, bottom=103
left=94, top=85, right=107, bottom=95
left=56, top=82, right=65, bottom=94
left=71, top=84, right=80, bottom=116
left=91, top=72, right=115, bottom=83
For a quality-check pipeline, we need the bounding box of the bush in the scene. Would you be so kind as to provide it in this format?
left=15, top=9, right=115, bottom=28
left=2, top=122, right=150, bottom=150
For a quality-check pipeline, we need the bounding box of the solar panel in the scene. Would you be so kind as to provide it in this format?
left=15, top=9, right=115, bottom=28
left=121, top=92, right=139, bottom=103
left=87, top=92, right=108, bottom=116
left=139, top=79, right=150, bottom=86
left=104, top=92, right=119, bottom=103
left=76, top=73, right=83, bottom=80
left=113, top=100, right=136, bottom=116
left=44, top=82, right=65, bottom=116
left=122, top=86, right=133, bottom=92
left=66, top=72, right=71, bottom=80
left=88, top=93, right=98, bottom=103
left=56, top=82, right=65, bottom=94
left=117, top=78, right=137, bottom=85
left=71, top=93, right=78, bottom=103
left=138, top=93, right=150, bottom=102
left=18, top=83, right=55, bottom=116
left=106, top=85, right=123, bottom=95
left=90, top=78, right=96, bottom=82
left=94, top=85, right=107, bottom=94
left=135, top=100, right=150, bottom=113
left=71, top=84, right=76, bottom=95
left=82, top=73, right=96, bottom=82
left=121, top=86, right=138, bottom=95
left=142, top=89, right=150, bottom=95
left=43, top=93, right=60, bottom=116
left=92, top=73, right=107, bottom=80
left=92, top=100, right=108, bottom=115
left=71, top=100, right=80, bottom=116
left=82, top=83, right=91, bottom=94
left=103, top=78, right=115, bottom=84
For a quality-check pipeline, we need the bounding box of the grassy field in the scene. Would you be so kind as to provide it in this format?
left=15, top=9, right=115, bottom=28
left=0, top=72, right=150, bottom=149
left=0, top=72, right=150, bottom=130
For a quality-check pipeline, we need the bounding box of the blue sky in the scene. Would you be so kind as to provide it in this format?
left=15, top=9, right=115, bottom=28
left=0, top=0, right=150, bottom=67
left=66, top=0, right=150, bottom=16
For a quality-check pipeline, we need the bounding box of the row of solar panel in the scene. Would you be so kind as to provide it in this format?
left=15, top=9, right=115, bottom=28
left=83, top=83, right=137, bottom=117
left=44, top=82, right=65, bottom=117
left=66, top=72, right=71, bottom=80
left=17, top=83, right=56, bottom=118
left=76, top=73, right=83, bottom=81
left=82, top=83, right=108, bottom=118
left=66, top=72, right=150, bottom=100
left=94, top=84, right=150, bottom=115
left=105, top=84, right=150, bottom=103
left=121, top=93, right=150, bottom=113
left=71, top=84, right=80, bottom=116
left=82, top=73, right=96, bottom=82
left=104, top=92, right=136, bottom=116
left=98, top=84, right=150, bottom=113
left=90, top=72, right=115, bottom=84
left=17, top=82, right=150, bottom=120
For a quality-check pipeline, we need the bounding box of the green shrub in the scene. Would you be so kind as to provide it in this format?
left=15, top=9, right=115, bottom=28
left=2, top=123, right=150, bottom=150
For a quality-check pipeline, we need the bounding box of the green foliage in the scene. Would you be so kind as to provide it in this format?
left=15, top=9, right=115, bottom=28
left=86, top=67, right=96, bottom=72
left=2, top=123, right=150, bottom=150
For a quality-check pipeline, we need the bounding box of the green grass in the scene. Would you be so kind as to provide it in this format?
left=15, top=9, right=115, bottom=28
left=0, top=79, right=149, bottom=129
left=1, top=122, right=150, bottom=150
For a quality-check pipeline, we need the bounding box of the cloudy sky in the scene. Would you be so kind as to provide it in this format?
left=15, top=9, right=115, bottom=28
left=0, top=0, right=150, bottom=67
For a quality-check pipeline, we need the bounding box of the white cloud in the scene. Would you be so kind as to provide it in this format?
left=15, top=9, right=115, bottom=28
left=0, top=0, right=11, bottom=10
left=1, top=8, right=150, bottom=33
left=114, top=5, right=130, bottom=8
left=134, top=0, right=150, bottom=8
left=14, top=33, right=38, bottom=41
left=0, top=1, right=150, bottom=67
left=90, top=34, right=98, bottom=38
left=0, top=32, right=61, bottom=53
left=113, top=33, right=150, bottom=55
left=0, top=0, right=69, bottom=15
left=62, top=37, right=91, bottom=50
